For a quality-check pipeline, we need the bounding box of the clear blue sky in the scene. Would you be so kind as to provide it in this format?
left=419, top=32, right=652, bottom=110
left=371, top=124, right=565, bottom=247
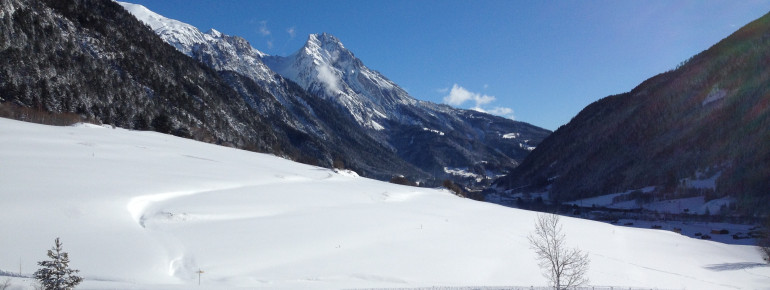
left=125, top=0, right=770, bottom=130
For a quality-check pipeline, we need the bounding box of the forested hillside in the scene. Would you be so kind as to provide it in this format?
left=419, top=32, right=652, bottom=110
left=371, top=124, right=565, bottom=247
left=0, top=0, right=428, bottom=179
left=495, top=11, right=770, bottom=216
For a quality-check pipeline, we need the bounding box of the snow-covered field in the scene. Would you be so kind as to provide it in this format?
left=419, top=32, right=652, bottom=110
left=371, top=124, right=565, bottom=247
left=1, top=118, right=768, bottom=289
left=566, top=186, right=734, bottom=216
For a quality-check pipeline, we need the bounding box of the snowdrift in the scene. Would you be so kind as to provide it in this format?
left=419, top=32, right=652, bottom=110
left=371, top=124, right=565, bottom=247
left=0, top=118, right=767, bottom=289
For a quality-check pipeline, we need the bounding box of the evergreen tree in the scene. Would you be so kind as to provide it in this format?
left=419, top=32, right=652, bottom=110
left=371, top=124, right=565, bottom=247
left=151, top=113, right=172, bottom=134
left=34, top=238, right=83, bottom=290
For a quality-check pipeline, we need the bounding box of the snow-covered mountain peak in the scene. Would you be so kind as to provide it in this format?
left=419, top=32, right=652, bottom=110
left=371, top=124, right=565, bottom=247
left=121, top=2, right=268, bottom=59
left=208, top=28, right=223, bottom=38
left=118, top=2, right=208, bottom=55
left=305, top=33, right=348, bottom=57
left=298, top=32, right=358, bottom=72
left=265, top=32, right=421, bottom=130
left=118, top=1, right=276, bottom=87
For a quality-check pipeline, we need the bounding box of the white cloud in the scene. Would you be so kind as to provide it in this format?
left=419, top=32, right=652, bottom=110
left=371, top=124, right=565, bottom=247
left=258, top=20, right=271, bottom=36
left=443, top=84, right=495, bottom=107
left=442, top=84, right=514, bottom=120
left=266, top=40, right=274, bottom=49
left=287, top=27, right=296, bottom=38
left=443, top=84, right=472, bottom=106
left=474, top=94, right=495, bottom=106
left=488, top=107, right=515, bottom=120
left=317, top=63, right=341, bottom=94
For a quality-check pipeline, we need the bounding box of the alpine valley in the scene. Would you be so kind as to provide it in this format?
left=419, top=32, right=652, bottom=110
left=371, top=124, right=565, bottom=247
left=117, top=0, right=551, bottom=190
left=2, top=0, right=770, bottom=289
left=3, top=0, right=769, bottom=223
left=0, top=0, right=549, bottom=192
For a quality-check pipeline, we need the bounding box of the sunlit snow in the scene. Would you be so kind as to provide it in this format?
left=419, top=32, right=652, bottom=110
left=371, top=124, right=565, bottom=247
left=0, top=118, right=768, bottom=289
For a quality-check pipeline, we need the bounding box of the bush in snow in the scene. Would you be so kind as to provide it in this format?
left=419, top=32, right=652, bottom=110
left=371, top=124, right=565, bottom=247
left=0, top=278, right=11, bottom=290
left=390, top=175, right=417, bottom=186
left=442, top=179, right=466, bottom=197
left=759, top=217, right=770, bottom=263
left=34, top=237, right=83, bottom=290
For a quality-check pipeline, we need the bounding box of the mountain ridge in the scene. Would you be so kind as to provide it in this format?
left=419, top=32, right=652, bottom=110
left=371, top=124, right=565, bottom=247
left=119, top=1, right=551, bottom=189
left=493, top=11, right=770, bottom=215
left=0, top=0, right=550, bottom=191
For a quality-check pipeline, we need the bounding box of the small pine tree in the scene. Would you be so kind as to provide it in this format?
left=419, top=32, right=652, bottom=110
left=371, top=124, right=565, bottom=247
left=34, top=238, right=83, bottom=290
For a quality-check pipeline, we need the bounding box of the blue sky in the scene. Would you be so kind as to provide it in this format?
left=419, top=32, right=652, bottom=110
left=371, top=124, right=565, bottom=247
left=125, top=0, right=770, bottom=130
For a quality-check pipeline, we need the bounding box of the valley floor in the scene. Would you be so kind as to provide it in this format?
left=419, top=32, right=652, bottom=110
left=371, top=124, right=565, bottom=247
left=0, top=118, right=768, bottom=289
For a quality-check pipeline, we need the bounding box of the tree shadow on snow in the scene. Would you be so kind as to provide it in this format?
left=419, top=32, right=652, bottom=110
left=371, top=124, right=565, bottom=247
left=703, top=262, right=768, bottom=271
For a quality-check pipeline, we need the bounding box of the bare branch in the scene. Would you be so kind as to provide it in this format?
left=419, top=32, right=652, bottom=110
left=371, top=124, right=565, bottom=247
left=0, top=278, right=11, bottom=290
left=528, top=213, right=590, bottom=289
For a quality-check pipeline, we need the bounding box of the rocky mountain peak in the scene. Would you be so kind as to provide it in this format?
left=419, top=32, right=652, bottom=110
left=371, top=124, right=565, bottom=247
left=306, top=33, right=346, bottom=51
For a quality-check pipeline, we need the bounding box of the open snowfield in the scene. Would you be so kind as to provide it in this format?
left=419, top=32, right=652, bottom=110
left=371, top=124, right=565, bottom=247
left=0, top=117, right=768, bottom=289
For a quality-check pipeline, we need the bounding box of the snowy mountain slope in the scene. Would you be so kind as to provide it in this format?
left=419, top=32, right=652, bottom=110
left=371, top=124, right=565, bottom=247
left=0, top=117, right=768, bottom=289
left=492, top=11, right=770, bottom=215
left=0, top=0, right=311, bottom=156
left=117, top=2, right=292, bottom=110
left=264, top=33, right=414, bottom=130
left=263, top=33, right=551, bottom=185
left=118, top=2, right=270, bottom=82
left=111, top=1, right=429, bottom=181
left=118, top=1, right=550, bottom=188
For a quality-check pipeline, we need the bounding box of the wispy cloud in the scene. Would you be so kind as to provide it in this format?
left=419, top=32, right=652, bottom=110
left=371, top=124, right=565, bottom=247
left=258, top=20, right=271, bottom=36
left=317, top=63, right=341, bottom=95
left=487, top=107, right=515, bottom=119
left=266, top=40, right=274, bottom=49
left=287, top=27, right=296, bottom=38
left=442, top=84, right=515, bottom=120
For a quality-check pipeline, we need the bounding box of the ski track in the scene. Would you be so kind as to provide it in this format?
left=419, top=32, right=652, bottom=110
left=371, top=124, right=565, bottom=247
left=127, top=174, right=333, bottom=227
left=592, top=253, right=740, bottom=289
left=122, top=169, right=431, bottom=283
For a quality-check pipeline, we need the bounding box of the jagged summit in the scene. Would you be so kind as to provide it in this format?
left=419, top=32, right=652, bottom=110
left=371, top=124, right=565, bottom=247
left=302, top=33, right=358, bottom=66
left=207, top=28, right=223, bottom=38
left=306, top=33, right=347, bottom=51
left=265, top=32, right=415, bottom=130
left=300, top=33, right=361, bottom=72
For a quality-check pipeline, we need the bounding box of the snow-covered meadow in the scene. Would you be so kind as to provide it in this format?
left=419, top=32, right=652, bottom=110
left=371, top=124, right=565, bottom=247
left=0, top=118, right=768, bottom=289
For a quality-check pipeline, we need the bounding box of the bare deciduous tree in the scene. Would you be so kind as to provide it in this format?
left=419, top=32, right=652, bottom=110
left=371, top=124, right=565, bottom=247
left=528, top=213, right=590, bottom=289
left=0, top=278, right=11, bottom=290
